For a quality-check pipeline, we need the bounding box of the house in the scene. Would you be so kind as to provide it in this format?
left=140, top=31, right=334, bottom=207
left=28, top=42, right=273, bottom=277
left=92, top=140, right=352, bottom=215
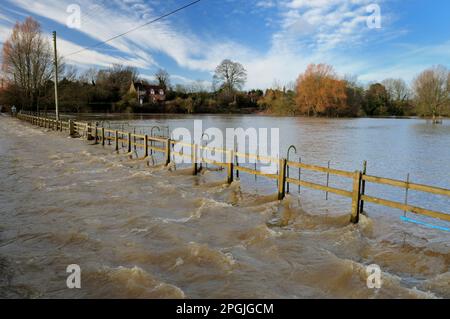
left=129, top=82, right=166, bottom=105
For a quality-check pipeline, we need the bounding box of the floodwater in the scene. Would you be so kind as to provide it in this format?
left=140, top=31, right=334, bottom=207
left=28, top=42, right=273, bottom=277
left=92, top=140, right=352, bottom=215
left=0, top=114, right=449, bottom=299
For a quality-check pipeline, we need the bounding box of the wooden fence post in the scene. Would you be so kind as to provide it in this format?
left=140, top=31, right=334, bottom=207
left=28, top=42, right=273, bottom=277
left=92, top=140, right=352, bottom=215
left=165, top=138, right=171, bottom=166
left=144, top=135, right=149, bottom=158
left=227, top=150, right=234, bottom=184
left=94, top=124, right=98, bottom=144
left=115, top=130, right=119, bottom=152
left=359, top=161, right=367, bottom=216
left=192, top=144, right=198, bottom=175
left=86, top=123, right=91, bottom=140
left=101, top=127, right=105, bottom=146
left=278, top=158, right=287, bottom=200
left=68, top=120, right=75, bottom=136
left=133, top=128, right=137, bottom=151
left=351, top=170, right=362, bottom=224
left=235, top=147, right=239, bottom=180
left=128, top=132, right=132, bottom=153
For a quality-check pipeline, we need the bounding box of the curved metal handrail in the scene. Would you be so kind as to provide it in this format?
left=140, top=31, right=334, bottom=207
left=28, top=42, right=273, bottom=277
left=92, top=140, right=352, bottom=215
left=286, top=145, right=298, bottom=194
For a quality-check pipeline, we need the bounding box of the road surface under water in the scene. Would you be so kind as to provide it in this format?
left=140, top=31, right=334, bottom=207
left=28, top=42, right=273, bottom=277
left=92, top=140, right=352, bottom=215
left=0, top=115, right=449, bottom=298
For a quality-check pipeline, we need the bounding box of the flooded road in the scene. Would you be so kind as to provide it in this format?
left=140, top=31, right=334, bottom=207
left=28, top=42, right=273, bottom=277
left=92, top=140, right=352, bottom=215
left=0, top=115, right=449, bottom=298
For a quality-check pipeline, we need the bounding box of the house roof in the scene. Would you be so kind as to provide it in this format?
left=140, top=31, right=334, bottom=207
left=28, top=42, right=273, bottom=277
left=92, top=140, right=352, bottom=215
left=132, top=82, right=164, bottom=93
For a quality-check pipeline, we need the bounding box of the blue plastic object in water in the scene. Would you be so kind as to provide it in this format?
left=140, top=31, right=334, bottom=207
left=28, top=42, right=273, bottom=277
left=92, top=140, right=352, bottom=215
left=400, top=216, right=450, bottom=232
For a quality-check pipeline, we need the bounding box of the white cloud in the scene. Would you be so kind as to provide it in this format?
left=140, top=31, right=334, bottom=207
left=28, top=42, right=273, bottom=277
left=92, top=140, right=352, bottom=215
left=0, top=20, right=151, bottom=71
left=1, top=0, right=388, bottom=88
left=57, top=38, right=153, bottom=69
left=256, top=1, right=276, bottom=8
left=7, top=0, right=251, bottom=73
left=3, top=0, right=449, bottom=90
left=171, top=74, right=212, bottom=88
left=0, top=24, right=12, bottom=43
left=274, top=0, right=381, bottom=51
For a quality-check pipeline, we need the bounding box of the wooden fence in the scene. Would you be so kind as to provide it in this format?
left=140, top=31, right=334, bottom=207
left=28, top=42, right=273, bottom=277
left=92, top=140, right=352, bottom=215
left=16, top=112, right=450, bottom=225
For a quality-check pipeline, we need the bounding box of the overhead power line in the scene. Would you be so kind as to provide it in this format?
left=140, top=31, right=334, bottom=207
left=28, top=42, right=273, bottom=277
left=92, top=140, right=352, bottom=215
left=65, top=0, right=202, bottom=58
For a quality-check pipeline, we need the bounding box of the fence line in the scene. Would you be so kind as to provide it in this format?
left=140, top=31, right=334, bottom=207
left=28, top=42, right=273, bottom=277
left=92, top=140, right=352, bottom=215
left=16, top=112, right=450, bottom=225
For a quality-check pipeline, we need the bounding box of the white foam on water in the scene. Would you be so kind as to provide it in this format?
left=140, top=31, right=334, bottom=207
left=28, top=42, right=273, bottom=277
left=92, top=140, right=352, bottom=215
left=45, top=183, right=78, bottom=192
left=130, top=228, right=149, bottom=233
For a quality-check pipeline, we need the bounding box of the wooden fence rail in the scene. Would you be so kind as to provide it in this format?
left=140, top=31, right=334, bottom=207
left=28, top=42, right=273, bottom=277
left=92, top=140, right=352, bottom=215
left=16, top=112, right=450, bottom=225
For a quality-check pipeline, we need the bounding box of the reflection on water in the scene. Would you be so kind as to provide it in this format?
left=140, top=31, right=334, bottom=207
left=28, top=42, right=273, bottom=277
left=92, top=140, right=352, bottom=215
left=0, top=115, right=449, bottom=299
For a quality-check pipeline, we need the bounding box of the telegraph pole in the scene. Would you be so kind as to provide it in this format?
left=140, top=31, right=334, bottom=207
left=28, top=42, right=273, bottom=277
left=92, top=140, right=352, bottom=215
left=52, top=31, right=59, bottom=120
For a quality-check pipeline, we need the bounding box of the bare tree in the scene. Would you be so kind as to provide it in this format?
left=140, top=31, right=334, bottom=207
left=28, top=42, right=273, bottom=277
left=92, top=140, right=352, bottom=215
left=79, top=68, right=98, bottom=85
left=343, top=74, right=359, bottom=88
left=413, top=65, right=450, bottom=120
left=187, top=80, right=211, bottom=93
left=155, top=68, right=170, bottom=91
left=1, top=17, right=53, bottom=111
left=213, top=59, right=247, bottom=94
left=61, top=64, right=78, bottom=82
left=96, top=64, right=139, bottom=99
left=382, top=78, right=410, bottom=102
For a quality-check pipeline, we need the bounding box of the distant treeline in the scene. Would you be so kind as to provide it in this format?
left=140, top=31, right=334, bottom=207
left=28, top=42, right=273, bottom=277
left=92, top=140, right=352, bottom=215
left=1, top=17, right=449, bottom=119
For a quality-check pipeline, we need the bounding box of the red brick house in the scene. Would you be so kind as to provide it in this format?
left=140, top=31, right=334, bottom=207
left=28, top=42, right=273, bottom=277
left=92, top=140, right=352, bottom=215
left=129, top=82, right=166, bottom=105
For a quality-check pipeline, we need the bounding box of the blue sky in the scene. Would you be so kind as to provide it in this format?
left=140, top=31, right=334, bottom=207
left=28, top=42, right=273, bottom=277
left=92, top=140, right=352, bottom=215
left=1, top=0, right=449, bottom=89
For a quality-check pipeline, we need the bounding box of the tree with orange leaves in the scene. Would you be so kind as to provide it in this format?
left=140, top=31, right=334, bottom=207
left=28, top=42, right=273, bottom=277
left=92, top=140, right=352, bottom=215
left=295, top=64, right=348, bottom=117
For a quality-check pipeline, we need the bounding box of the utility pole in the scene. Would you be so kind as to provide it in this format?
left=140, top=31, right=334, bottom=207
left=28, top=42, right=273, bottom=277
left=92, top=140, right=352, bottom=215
left=52, top=31, right=59, bottom=120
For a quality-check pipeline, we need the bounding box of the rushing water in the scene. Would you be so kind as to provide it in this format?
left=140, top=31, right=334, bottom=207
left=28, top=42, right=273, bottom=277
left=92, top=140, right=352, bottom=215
left=0, top=114, right=449, bottom=298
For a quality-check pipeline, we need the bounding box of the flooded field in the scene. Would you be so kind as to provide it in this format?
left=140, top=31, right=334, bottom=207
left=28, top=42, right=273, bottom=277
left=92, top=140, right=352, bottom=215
left=0, top=115, right=449, bottom=298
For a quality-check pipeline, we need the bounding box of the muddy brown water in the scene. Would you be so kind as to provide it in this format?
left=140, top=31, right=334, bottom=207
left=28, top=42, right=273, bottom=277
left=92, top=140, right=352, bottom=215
left=0, top=115, right=449, bottom=298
